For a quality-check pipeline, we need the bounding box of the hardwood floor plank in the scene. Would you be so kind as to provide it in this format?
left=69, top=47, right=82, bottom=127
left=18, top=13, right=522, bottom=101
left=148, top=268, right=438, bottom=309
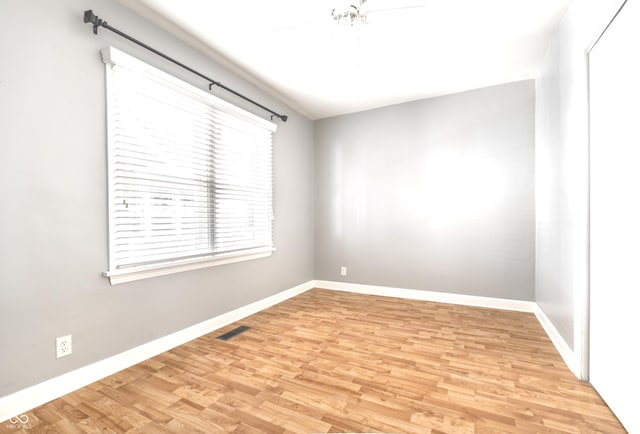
left=228, top=409, right=286, bottom=434
left=1, top=288, right=627, bottom=433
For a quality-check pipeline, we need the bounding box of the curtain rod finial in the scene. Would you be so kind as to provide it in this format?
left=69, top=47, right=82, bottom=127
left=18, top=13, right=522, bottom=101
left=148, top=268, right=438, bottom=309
left=83, top=10, right=96, bottom=23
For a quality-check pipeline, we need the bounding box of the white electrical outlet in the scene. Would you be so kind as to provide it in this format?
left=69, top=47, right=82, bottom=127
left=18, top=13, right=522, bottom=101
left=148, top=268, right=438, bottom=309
left=340, top=266, right=347, bottom=276
left=56, top=335, right=72, bottom=358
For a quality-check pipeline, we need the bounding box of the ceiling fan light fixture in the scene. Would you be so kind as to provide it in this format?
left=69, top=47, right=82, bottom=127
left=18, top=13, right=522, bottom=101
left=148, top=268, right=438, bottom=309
left=331, top=4, right=367, bottom=26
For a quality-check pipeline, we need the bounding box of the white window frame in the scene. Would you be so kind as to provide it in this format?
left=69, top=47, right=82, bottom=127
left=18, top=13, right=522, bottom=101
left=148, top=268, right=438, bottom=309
left=101, top=47, right=276, bottom=285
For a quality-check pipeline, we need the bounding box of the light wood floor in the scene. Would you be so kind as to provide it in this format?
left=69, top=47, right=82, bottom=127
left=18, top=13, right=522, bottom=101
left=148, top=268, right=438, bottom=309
left=2, top=288, right=626, bottom=433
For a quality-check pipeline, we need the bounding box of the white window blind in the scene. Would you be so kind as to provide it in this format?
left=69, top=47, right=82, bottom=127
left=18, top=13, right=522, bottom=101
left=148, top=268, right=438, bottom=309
left=102, top=47, right=276, bottom=284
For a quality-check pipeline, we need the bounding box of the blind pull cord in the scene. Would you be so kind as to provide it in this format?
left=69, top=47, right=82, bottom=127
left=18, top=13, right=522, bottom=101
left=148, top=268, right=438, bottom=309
left=83, top=10, right=288, bottom=122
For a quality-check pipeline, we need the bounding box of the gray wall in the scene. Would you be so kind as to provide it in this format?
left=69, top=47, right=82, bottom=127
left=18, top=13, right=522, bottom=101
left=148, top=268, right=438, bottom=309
left=0, top=0, right=314, bottom=397
left=535, top=0, right=624, bottom=352
left=314, top=81, right=535, bottom=300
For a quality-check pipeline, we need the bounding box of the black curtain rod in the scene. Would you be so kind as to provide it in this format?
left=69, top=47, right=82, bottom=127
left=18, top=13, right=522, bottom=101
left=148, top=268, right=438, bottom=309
left=83, top=10, right=288, bottom=122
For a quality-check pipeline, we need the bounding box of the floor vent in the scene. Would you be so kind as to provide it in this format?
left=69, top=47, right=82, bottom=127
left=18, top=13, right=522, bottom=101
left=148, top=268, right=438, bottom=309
left=216, top=325, right=251, bottom=341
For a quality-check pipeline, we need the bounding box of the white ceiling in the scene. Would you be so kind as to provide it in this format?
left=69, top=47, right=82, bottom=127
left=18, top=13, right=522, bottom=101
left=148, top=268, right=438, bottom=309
left=117, top=0, right=571, bottom=120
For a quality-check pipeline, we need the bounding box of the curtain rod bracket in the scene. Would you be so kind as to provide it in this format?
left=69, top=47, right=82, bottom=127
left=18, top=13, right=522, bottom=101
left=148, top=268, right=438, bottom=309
left=83, top=9, right=104, bottom=35
left=82, top=10, right=288, bottom=122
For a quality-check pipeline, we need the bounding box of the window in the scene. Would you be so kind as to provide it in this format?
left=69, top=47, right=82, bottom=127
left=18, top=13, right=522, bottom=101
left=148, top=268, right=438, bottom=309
left=102, top=47, right=276, bottom=284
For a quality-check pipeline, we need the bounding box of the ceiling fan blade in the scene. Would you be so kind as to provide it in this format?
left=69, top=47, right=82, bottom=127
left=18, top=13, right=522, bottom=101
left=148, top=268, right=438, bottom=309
left=366, top=5, right=425, bottom=13
left=361, top=0, right=425, bottom=13
left=364, top=5, right=426, bottom=25
left=271, top=17, right=333, bottom=34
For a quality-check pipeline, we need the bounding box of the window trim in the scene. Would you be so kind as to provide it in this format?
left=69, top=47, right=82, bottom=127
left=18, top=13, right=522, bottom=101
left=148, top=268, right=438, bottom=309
left=103, top=247, right=275, bottom=285
left=101, top=47, right=276, bottom=285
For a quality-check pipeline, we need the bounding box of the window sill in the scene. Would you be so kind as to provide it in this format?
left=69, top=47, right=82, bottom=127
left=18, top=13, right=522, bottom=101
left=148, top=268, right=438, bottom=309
left=103, top=248, right=274, bottom=285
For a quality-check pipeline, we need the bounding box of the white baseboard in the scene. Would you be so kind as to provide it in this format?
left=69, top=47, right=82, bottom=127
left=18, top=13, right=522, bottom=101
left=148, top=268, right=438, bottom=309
left=533, top=304, right=577, bottom=376
left=0, top=280, right=315, bottom=422
left=313, top=280, right=536, bottom=312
